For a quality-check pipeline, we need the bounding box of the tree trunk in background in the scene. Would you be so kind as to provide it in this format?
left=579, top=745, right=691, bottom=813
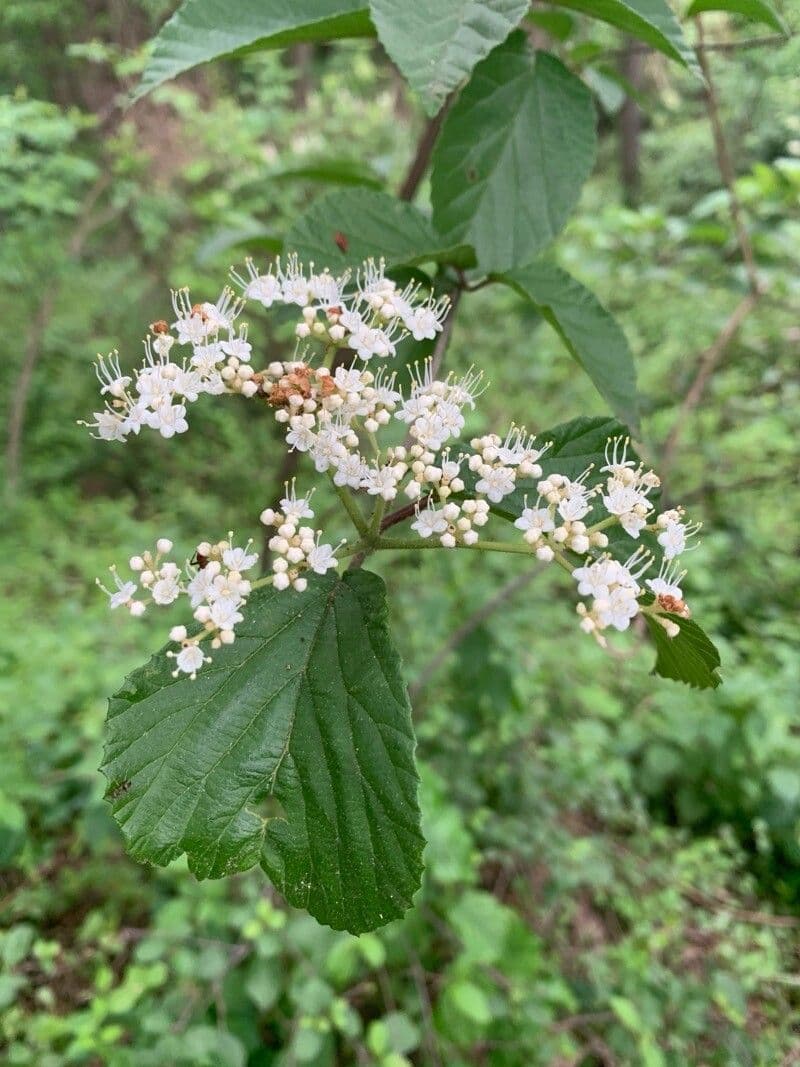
left=618, top=37, right=643, bottom=206
left=288, top=44, right=314, bottom=110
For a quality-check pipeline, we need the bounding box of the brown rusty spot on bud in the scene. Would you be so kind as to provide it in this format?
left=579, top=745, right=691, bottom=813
left=658, top=594, right=691, bottom=618
left=267, top=386, right=289, bottom=407
left=316, top=374, right=336, bottom=397
left=191, top=303, right=209, bottom=322
left=150, top=320, right=169, bottom=334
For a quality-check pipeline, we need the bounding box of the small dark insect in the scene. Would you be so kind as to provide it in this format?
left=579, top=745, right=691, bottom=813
left=334, top=230, right=349, bottom=252
left=108, top=780, right=132, bottom=800
left=191, top=550, right=209, bottom=570
left=467, top=167, right=478, bottom=182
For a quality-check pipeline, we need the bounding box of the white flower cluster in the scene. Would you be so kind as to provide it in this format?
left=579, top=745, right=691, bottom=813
left=91, top=258, right=702, bottom=679
left=233, top=254, right=450, bottom=356
left=98, top=494, right=342, bottom=677
left=99, top=535, right=257, bottom=678
left=81, top=258, right=448, bottom=445
left=259, top=485, right=341, bottom=591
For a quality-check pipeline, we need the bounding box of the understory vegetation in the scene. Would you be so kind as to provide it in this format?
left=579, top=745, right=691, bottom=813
left=1, top=1, right=799, bottom=1063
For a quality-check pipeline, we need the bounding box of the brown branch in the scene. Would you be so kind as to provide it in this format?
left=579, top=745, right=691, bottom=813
left=398, top=106, right=448, bottom=202
left=600, top=31, right=792, bottom=60
left=661, top=290, right=759, bottom=471
left=696, top=19, right=761, bottom=294
left=660, top=18, right=766, bottom=476
left=408, top=564, right=544, bottom=702
left=681, top=886, right=800, bottom=929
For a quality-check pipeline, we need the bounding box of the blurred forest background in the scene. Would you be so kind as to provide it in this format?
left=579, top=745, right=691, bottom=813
left=1, top=2, right=799, bottom=1064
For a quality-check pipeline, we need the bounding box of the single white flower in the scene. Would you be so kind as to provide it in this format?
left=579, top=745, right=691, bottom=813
left=222, top=544, right=259, bottom=572
left=411, top=506, right=448, bottom=539
left=306, top=542, right=339, bottom=574
left=175, top=644, right=206, bottom=675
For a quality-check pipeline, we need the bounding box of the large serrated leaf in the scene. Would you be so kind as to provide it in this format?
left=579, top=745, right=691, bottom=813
left=284, top=188, right=475, bottom=270
left=431, top=33, right=597, bottom=272
left=644, top=613, right=722, bottom=689
left=135, top=0, right=374, bottom=101
left=498, top=260, right=639, bottom=427
left=102, top=569, right=424, bottom=933
left=546, top=0, right=699, bottom=72
left=369, top=0, right=529, bottom=115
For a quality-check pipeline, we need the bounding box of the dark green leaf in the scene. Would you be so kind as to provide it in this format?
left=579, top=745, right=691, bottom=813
left=369, top=0, right=529, bottom=115
left=431, top=33, right=597, bottom=272
left=268, top=158, right=385, bottom=189
left=645, top=613, right=723, bottom=689
left=527, top=9, right=576, bottom=40
left=196, top=224, right=282, bottom=266
left=135, top=0, right=374, bottom=101
left=284, top=188, right=475, bottom=269
left=686, top=0, right=788, bottom=34
left=498, top=260, right=639, bottom=426
left=546, top=0, right=699, bottom=71
left=102, top=570, right=424, bottom=934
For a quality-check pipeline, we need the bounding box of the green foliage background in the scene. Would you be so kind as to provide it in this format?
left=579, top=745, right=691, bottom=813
left=1, top=1, right=799, bottom=1063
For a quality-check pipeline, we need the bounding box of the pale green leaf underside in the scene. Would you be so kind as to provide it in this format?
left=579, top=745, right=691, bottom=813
left=369, top=0, right=529, bottom=115
left=135, top=0, right=374, bottom=100
left=431, top=33, right=597, bottom=272
left=545, top=0, right=699, bottom=72
left=102, top=570, right=424, bottom=934
left=686, top=0, right=788, bottom=34
left=499, top=260, right=639, bottom=428
left=284, top=188, right=474, bottom=270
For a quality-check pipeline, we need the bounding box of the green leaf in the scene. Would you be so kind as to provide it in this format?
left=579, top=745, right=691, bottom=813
left=447, top=980, right=492, bottom=1025
left=685, top=0, right=788, bottom=34
left=284, top=188, right=475, bottom=270
left=196, top=224, right=282, bottom=266
left=102, top=570, right=424, bottom=934
left=644, top=612, right=722, bottom=689
left=609, top=994, right=645, bottom=1034
left=546, top=0, right=699, bottom=71
left=431, top=33, right=597, bottom=272
left=498, top=260, right=639, bottom=426
left=268, top=157, right=386, bottom=189
left=369, top=0, right=529, bottom=115
left=135, top=0, right=375, bottom=101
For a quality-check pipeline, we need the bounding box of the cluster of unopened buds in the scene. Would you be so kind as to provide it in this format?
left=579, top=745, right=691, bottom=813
left=89, top=256, right=701, bottom=677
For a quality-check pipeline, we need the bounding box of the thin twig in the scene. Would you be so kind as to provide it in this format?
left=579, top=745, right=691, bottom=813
left=599, top=31, right=792, bottom=61
left=408, top=951, right=443, bottom=1067
left=408, top=564, right=544, bottom=702
left=696, top=19, right=760, bottom=294
left=681, top=886, right=800, bottom=929
left=398, top=106, right=448, bottom=202
left=661, top=291, right=759, bottom=470
left=661, top=19, right=765, bottom=475
left=429, top=286, right=462, bottom=380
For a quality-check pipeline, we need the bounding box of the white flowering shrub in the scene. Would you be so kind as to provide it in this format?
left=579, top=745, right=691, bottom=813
left=92, top=1, right=722, bottom=934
